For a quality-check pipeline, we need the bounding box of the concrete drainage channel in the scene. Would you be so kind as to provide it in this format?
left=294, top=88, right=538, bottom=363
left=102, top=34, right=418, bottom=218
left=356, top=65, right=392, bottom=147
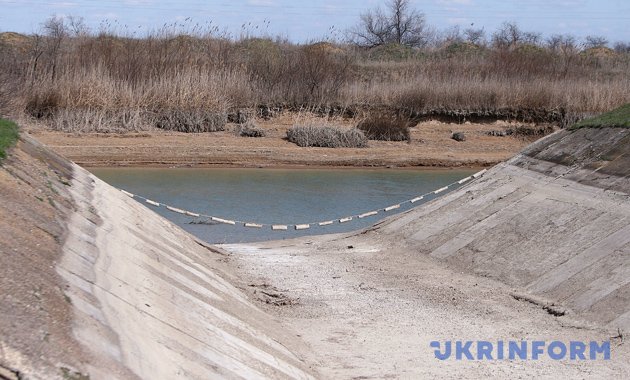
left=1, top=127, right=629, bottom=378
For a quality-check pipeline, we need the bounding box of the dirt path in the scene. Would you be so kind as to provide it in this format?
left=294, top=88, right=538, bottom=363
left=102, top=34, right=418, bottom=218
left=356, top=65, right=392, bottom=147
left=29, top=117, right=539, bottom=168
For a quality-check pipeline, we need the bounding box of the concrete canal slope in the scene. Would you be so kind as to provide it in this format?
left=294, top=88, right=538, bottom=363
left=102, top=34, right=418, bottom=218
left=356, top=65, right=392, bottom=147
left=1, top=134, right=316, bottom=379
left=222, top=127, right=630, bottom=378
left=2, top=127, right=629, bottom=379
left=383, top=127, right=630, bottom=329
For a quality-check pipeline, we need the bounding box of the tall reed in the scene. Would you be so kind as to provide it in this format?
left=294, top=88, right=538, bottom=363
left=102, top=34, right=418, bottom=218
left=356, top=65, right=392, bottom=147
left=0, top=23, right=628, bottom=132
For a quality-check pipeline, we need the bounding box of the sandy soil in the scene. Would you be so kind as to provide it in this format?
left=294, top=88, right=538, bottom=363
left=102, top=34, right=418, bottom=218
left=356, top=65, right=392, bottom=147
left=221, top=233, right=629, bottom=379
left=28, top=115, right=540, bottom=168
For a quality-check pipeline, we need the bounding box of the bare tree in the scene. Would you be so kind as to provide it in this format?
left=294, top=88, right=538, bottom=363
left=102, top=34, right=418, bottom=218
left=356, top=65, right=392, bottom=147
left=42, top=16, right=67, bottom=82
left=546, top=34, right=577, bottom=54
left=464, top=27, right=485, bottom=45
left=584, top=35, right=609, bottom=49
left=522, top=31, right=542, bottom=46
left=443, top=25, right=463, bottom=44
left=613, top=41, right=630, bottom=54
left=66, top=15, right=90, bottom=37
left=491, top=22, right=522, bottom=49
left=492, top=22, right=543, bottom=49
left=348, top=0, right=430, bottom=48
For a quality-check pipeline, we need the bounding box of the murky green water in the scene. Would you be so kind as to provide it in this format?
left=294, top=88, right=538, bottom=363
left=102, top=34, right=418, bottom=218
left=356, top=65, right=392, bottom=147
left=89, top=167, right=476, bottom=243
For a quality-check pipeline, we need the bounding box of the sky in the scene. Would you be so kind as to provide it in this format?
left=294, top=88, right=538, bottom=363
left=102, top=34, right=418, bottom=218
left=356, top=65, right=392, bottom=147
left=0, top=0, right=629, bottom=44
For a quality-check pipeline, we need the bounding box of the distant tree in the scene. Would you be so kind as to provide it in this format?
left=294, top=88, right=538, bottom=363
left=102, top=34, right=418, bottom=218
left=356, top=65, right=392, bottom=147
left=546, top=34, right=577, bottom=54
left=442, top=25, right=463, bottom=44
left=348, top=0, right=430, bottom=48
left=584, top=35, right=609, bottom=49
left=522, top=31, right=542, bottom=46
left=464, top=27, right=485, bottom=45
left=66, top=15, right=90, bottom=37
left=613, top=41, right=630, bottom=54
left=492, top=22, right=543, bottom=49
left=491, top=22, right=522, bottom=49
left=42, top=16, right=68, bottom=82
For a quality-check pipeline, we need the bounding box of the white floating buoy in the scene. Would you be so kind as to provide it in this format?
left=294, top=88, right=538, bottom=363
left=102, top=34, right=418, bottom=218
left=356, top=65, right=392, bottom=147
left=472, top=169, right=487, bottom=178
left=458, top=176, right=472, bottom=184
left=145, top=199, right=160, bottom=207
left=410, top=196, right=424, bottom=203
left=358, top=211, right=378, bottom=218
left=318, top=220, right=334, bottom=226
left=272, top=225, right=288, bottom=231
left=295, top=224, right=310, bottom=230
left=384, top=204, right=400, bottom=212
left=339, top=217, right=353, bottom=223
left=244, top=223, right=263, bottom=228
left=211, top=217, right=236, bottom=225
left=185, top=211, right=200, bottom=217
left=166, top=206, right=186, bottom=214
left=121, top=190, right=134, bottom=198
left=434, top=186, right=448, bottom=194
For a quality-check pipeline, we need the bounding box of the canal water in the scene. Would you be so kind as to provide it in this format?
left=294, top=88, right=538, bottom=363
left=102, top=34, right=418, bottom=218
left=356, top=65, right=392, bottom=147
left=90, top=167, right=476, bottom=243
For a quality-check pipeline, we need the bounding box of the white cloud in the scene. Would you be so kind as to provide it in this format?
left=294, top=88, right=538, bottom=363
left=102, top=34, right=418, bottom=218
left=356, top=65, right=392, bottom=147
left=51, top=1, right=79, bottom=7
left=436, top=0, right=473, bottom=5
left=94, top=12, right=120, bottom=20
left=247, top=0, right=279, bottom=6
left=124, top=0, right=154, bottom=4
left=447, top=17, right=470, bottom=25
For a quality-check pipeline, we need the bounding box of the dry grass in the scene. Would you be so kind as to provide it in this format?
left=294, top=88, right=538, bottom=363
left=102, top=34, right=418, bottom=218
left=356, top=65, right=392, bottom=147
left=287, top=125, right=367, bottom=148
left=237, top=121, right=266, bottom=137
left=0, top=25, right=629, bottom=132
left=357, top=115, right=411, bottom=141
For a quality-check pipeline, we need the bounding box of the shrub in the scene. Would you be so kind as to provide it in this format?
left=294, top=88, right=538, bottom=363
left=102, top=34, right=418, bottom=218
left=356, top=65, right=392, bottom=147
left=50, top=108, right=149, bottom=133
left=511, top=125, right=555, bottom=136
left=286, top=125, right=367, bottom=148
left=237, top=121, right=266, bottom=137
left=357, top=116, right=411, bottom=142
left=153, top=110, right=226, bottom=133
left=25, top=90, right=60, bottom=119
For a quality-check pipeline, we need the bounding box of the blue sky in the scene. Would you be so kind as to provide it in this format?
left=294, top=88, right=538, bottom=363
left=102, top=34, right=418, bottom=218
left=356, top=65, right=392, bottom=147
left=1, top=0, right=629, bottom=43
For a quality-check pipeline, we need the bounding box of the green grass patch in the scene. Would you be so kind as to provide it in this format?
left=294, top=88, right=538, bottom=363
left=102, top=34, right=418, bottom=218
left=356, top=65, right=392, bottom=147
left=0, top=118, right=19, bottom=161
left=571, top=104, right=630, bottom=130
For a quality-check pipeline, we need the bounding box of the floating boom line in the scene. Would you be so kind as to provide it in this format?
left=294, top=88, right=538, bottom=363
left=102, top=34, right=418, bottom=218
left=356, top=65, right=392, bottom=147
left=120, top=169, right=488, bottom=231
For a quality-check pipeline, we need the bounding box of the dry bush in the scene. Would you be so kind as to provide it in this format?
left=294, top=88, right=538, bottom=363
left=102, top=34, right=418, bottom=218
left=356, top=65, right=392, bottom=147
left=357, top=115, right=411, bottom=141
left=153, top=110, right=226, bottom=132
left=50, top=108, right=149, bottom=133
left=510, top=125, right=555, bottom=137
left=25, top=89, right=60, bottom=119
left=286, top=125, right=367, bottom=148
left=1, top=17, right=629, bottom=132
left=236, top=121, right=266, bottom=137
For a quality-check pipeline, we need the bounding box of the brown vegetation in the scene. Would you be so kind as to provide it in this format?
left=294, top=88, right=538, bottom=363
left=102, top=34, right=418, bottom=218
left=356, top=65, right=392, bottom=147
left=286, top=125, right=367, bottom=148
left=357, top=115, right=411, bottom=141
left=0, top=17, right=629, bottom=133
left=237, top=121, right=266, bottom=137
